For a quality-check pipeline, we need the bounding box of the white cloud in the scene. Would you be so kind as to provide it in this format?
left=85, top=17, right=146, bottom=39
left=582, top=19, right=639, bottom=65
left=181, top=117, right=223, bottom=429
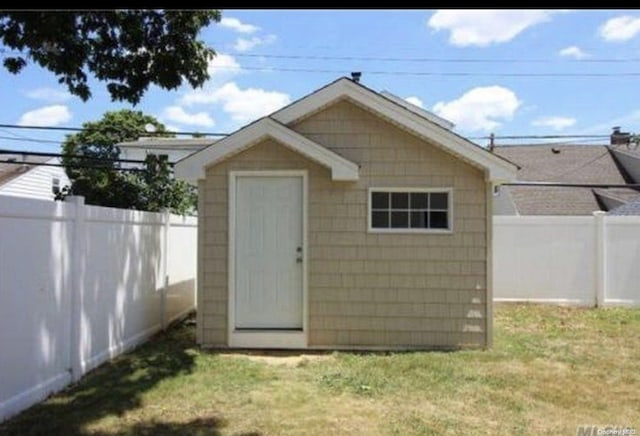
left=532, top=116, right=576, bottom=131
left=433, top=86, right=520, bottom=132
left=18, top=105, right=72, bottom=126
left=161, top=106, right=215, bottom=128
left=405, top=96, right=424, bottom=108
left=24, top=87, right=71, bottom=103
left=427, top=10, right=560, bottom=47
left=219, top=17, right=259, bottom=34
left=180, top=82, right=290, bottom=123
left=599, top=15, right=640, bottom=42
left=207, top=53, right=242, bottom=78
left=233, top=34, right=277, bottom=52
left=558, top=45, right=589, bottom=59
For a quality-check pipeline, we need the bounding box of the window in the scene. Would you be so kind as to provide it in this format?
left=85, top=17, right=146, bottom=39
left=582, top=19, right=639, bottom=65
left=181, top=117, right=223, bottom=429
left=369, top=188, right=452, bottom=232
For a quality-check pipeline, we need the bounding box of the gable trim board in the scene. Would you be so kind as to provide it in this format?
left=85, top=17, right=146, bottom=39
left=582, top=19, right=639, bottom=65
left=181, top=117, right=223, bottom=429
left=271, top=78, right=517, bottom=182
left=176, top=117, right=359, bottom=182
left=176, top=78, right=517, bottom=184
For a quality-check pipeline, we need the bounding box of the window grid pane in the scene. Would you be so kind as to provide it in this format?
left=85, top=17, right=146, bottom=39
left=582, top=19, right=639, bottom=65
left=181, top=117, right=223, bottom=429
left=371, top=190, right=449, bottom=230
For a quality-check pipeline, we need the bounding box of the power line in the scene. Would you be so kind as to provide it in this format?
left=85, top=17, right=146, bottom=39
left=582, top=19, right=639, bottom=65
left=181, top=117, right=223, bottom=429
left=504, top=182, right=640, bottom=188
left=0, top=124, right=229, bottom=137
left=209, top=65, right=640, bottom=78
left=5, top=47, right=640, bottom=64
left=0, top=135, right=62, bottom=144
left=233, top=52, right=640, bottom=64
left=0, top=159, right=147, bottom=172
left=538, top=150, right=613, bottom=182
left=0, top=123, right=620, bottom=141
left=0, top=148, right=172, bottom=166
left=5, top=49, right=640, bottom=78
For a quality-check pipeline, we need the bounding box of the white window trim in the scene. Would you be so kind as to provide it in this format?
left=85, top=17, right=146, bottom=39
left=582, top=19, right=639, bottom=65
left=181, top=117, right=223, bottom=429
left=367, top=187, right=453, bottom=234
left=228, top=170, right=309, bottom=349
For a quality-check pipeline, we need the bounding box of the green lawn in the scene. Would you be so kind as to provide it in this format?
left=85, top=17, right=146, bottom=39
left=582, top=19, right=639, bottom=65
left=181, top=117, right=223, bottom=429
left=2, top=305, right=639, bottom=435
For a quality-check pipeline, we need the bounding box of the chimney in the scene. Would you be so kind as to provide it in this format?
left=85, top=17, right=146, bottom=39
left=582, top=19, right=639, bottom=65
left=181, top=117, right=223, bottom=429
left=351, top=71, right=362, bottom=83
left=611, top=126, right=631, bottom=146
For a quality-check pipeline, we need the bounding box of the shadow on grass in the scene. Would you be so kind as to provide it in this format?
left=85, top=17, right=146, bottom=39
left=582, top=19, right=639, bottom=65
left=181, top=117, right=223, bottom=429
left=0, top=322, right=204, bottom=436
left=91, top=417, right=242, bottom=436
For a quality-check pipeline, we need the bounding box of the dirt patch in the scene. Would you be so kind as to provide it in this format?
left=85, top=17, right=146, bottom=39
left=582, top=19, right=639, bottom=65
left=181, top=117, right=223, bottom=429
left=222, top=352, right=335, bottom=367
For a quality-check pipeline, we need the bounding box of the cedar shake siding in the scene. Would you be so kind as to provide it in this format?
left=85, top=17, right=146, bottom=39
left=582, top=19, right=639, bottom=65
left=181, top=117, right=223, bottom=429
left=198, top=100, right=489, bottom=349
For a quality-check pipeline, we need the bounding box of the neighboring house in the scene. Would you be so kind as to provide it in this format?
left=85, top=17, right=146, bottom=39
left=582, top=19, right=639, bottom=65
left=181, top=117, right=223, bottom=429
left=117, top=137, right=216, bottom=165
left=176, top=77, right=517, bottom=350
left=0, top=155, right=69, bottom=201
left=493, top=143, right=640, bottom=215
left=609, top=197, right=640, bottom=215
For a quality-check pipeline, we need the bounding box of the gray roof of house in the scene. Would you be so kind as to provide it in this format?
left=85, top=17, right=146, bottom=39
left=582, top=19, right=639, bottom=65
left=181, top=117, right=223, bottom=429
left=493, top=144, right=640, bottom=215
left=0, top=155, right=52, bottom=186
left=608, top=198, right=640, bottom=215
left=117, top=137, right=217, bottom=150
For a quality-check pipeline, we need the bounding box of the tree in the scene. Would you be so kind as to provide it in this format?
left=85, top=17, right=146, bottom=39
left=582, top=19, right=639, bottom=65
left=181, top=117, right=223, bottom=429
left=0, top=10, right=220, bottom=104
left=61, top=110, right=197, bottom=214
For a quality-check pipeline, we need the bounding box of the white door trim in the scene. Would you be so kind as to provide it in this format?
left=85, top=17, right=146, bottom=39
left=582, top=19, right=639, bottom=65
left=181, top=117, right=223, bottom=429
left=228, top=170, right=308, bottom=348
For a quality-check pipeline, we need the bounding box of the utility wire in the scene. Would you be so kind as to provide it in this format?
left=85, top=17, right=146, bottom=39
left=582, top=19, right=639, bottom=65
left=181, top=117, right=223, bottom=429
left=0, top=123, right=618, bottom=141
left=0, top=124, right=228, bottom=137
left=504, top=182, right=640, bottom=188
left=3, top=50, right=640, bottom=78
left=537, top=150, right=613, bottom=182
left=208, top=65, right=640, bottom=78
left=4, top=47, right=640, bottom=64
left=233, top=52, right=640, bottom=64
left=0, top=135, right=64, bottom=144
left=0, top=159, right=147, bottom=172
left=0, top=148, right=169, bottom=166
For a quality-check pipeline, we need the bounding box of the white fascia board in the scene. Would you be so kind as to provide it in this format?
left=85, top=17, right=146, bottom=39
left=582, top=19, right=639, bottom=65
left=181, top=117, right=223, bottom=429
left=175, top=118, right=359, bottom=182
left=380, top=91, right=455, bottom=130
left=272, top=78, right=517, bottom=182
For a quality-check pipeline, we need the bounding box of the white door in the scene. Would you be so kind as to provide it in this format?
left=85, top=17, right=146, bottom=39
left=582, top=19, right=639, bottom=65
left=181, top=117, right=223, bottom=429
left=234, top=175, right=303, bottom=329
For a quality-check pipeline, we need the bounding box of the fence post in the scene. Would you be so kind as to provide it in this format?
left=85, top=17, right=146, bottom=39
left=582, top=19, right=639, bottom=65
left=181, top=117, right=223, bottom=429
left=594, top=211, right=607, bottom=307
left=66, top=196, right=85, bottom=381
left=161, top=210, right=171, bottom=331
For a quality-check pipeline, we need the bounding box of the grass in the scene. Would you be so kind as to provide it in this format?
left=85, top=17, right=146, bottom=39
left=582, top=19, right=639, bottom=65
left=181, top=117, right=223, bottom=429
left=1, top=304, right=639, bottom=435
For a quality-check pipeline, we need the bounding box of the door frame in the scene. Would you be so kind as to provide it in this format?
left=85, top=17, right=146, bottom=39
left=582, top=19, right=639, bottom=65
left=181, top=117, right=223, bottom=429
left=228, top=170, right=308, bottom=348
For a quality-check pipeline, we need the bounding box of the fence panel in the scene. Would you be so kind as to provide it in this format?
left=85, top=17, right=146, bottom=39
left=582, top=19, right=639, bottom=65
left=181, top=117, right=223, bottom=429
left=0, top=196, right=197, bottom=421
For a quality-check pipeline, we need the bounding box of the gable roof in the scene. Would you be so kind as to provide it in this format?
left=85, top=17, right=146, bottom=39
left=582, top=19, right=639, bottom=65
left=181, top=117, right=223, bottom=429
left=493, top=144, right=640, bottom=215
left=176, top=77, right=517, bottom=183
left=271, top=77, right=517, bottom=182
left=175, top=117, right=360, bottom=181
left=0, top=155, right=52, bottom=186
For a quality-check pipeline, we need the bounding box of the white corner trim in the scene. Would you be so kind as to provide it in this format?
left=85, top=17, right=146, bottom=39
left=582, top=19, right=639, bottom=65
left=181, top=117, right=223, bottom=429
left=175, top=118, right=359, bottom=182
left=272, top=78, right=517, bottom=182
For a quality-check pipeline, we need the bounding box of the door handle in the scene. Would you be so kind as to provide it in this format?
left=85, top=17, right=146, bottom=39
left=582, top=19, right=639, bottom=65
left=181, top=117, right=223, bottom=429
left=296, top=246, right=303, bottom=263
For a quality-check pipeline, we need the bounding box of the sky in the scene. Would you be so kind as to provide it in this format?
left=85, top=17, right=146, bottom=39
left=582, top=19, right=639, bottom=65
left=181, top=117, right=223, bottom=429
left=2, top=9, right=640, bottom=153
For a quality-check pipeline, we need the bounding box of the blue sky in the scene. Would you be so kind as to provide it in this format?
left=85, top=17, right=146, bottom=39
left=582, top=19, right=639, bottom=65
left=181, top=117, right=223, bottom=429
left=3, top=9, right=640, bottom=153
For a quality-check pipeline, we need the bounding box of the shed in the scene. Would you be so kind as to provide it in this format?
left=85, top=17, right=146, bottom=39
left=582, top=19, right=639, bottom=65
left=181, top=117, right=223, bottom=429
left=176, top=77, right=517, bottom=349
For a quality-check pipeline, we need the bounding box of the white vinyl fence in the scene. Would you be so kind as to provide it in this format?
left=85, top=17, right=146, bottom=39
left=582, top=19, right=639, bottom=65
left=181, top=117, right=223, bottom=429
left=494, top=213, right=640, bottom=306
left=0, top=195, right=197, bottom=421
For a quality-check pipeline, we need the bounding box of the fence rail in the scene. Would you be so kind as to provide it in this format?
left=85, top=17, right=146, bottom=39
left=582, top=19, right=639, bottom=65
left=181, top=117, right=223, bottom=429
left=0, top=196, right=197, bottom=421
